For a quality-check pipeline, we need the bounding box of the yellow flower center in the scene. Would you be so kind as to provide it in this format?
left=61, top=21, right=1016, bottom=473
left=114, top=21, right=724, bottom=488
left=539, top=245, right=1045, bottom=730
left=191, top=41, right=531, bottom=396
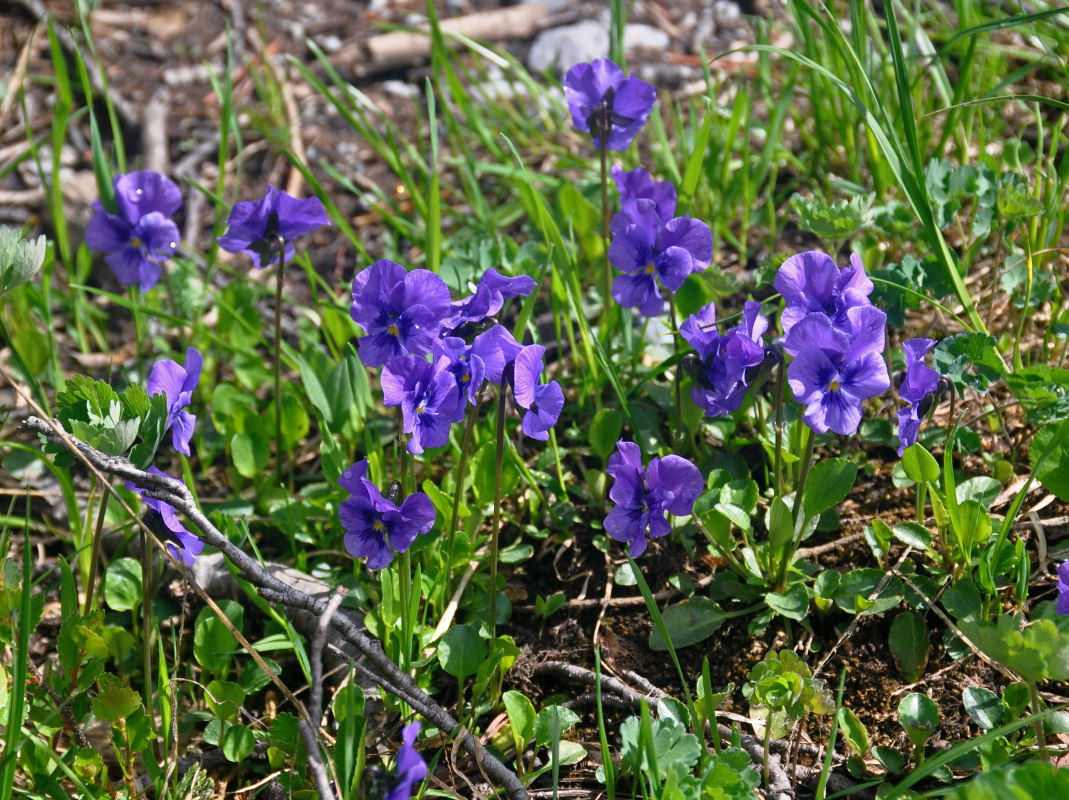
left=829, top=379, right=840, bottom=392
left=645, top=263, right=655, bottom=275
left=388, top=324, right=400, bottom=336
left=373, top=521, right=384, bottom=532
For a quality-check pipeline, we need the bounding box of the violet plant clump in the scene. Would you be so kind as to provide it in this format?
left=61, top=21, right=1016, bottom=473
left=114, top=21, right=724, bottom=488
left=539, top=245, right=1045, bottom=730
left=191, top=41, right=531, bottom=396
left=147, top=346, right=202, bottom=456
left=85, top=170, right=182, bottom=291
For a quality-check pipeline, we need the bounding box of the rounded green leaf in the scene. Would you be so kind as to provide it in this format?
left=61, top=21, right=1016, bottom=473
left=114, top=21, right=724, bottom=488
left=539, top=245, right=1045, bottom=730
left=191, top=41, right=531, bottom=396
left=104, top=557, right=143, bottom=612
left=223, top=723, right=257, bottom=763
left=962, top=687, right=1004, bottom=730
left=503, top=690, right=536, bottom=744
left=801, top=458, right=858, bottom=519
left=437, top=624, right=485, bottom=680
left=91, top=682, right=141, bottom=722
left=898, top=693, right=939, bottom=748
left=901, top=443, right=940, bottom=484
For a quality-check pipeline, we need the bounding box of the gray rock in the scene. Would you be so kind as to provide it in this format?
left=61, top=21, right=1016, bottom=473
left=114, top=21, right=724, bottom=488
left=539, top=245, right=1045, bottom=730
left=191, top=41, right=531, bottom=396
left=520, top=0, right=575, bottom=13
left=527, top=20, right=609, bottom=74
left=713, top=0, right=742, bottom=26
left=624, top=23, right=670, bottom=52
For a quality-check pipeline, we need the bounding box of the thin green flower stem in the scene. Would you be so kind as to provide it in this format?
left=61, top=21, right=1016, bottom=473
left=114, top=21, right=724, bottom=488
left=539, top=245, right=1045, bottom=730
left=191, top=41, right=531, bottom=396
left=132, top=287, right=146, bottom=383
left=446, top=398, right=483, bottom=598
left=273, top=250, right=286, bottom=485
left=1027, top=679, right=1048, bottom=761
left=400, top=549, right=413, bottom=673
left=488, top=386, right=507, bottom=638
left=669, top=297, right=683, bottom=447
left=777, top=428, right=816, bottom=590
left=599, top=137, right=612, bottom=338
left=139, top=527, right=159, bottom=759
left=692, top=515, right=749, bottom=580
left=593, top=645, right=616, bottom=800
left=82, top=478, right=110, bottom=616
left=762, top=718, right=772, bottom=786
left=773, top=352, right=786, bottom=499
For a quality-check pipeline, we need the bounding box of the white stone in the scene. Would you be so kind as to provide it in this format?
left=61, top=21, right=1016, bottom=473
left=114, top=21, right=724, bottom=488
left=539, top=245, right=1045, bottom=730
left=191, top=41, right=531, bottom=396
left=624, top=23, right=670, bottom=52
left=527, top=20, right=610, bottom=74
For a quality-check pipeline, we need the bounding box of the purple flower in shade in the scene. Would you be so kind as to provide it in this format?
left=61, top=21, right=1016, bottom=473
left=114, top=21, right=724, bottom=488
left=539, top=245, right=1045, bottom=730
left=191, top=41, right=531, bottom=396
left=126, top=467, right=204, bottom=566
left=612, top=165, right=677, bottom=221
left=444, top=268, right=538, bottom=333
left=510, top=345, right=565, bottom=441
left=350, top=260, right=453, bottom=368
left=216, top=184, right=329, bottom=268
left=563, top=59, right=657, bottom=150
left=433, top=337, right=485, bottom=417
left=85, top=170, right=182, bottom=291
left=385, top=722, right=428, bottom=800
left=681, top=301, right=770, bottom=417
left=471, top=324, right=524, bottom=384
left=381, top=355, right=465, bottom=455
left=147, top=347, right=202, bottom=456
left=609, top=199, right=713, bottom=317
left=338, top=459, right=435, bottom=570
left=1057, top=562, right=1069, bottom=616
left=784, top=306, right=890, bottom=436
left=895, top=338, right=942, bottom=455
left=604, top=441, right=703, bottom=558
left=774, top=251, right=875, bottom=337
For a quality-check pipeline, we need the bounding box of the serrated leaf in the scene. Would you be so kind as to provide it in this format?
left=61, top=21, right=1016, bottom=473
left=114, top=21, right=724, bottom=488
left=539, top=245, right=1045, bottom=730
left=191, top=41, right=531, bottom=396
left=934, top=333, right=1003, bottom=393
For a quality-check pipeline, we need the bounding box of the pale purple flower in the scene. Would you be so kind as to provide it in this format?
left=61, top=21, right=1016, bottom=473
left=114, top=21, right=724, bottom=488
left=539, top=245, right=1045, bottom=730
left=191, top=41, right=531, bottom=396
left=774, top=251, right=874, bottom=337
left=350, top=260, right=453, bottom=368
left=681, top=301, right=770, bottom=417
left=896, top=338, right=942, bottom=455
left=444, top=268, right=538, bottom=333
left=126, top=467, right=203, bottom=566
left=563, top=59, right=657, bottom=150
left=612, top=165, right=677, bottom=221
left=609, top=199, right=712, bottom=316
left=785, top=307, right=890, bottom=435
left=433, top=337, right=485, bottom=417
left=385, top=722, right=428, bottom=800
left=510, top=345, right=564, bottom=441
left=1057, top=562, right=1069, bottom=616
left=85, top=170, right=182, bottom=291
left=339, top=459, right=435, bottom=570
left=381, top=355, right=464, bottom=454
left=471, top=324, right=524, bottom=384
left=216, top=184, right=329, bottom=268
left=604, top=441, right=703, bottom=557
left=147, top=347, right=202, bottom=456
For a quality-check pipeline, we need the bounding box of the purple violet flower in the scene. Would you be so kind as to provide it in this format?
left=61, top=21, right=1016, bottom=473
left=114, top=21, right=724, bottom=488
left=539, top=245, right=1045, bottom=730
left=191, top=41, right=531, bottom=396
left=609, top=199, right=713, bottom=317
left=216, top=184, right=329, bottom=268
left=444, top=268, right=538, bottom=333
left=126, top=467, right=204, bottom=566
left=471, top=325, right=524, bottom=384
left=147, top=347, right=202, bottom=457
left=433, top=337, right=485, bottom=417
left=510, top=345, right=565, bottom=441
left=784, top=307, right=890, bottom=435
left=774, top=251, right=874, bottom=337
left=604, top=441, right=703, bottom=557
left=1057, top=562, right=1069, bottom=616
left=681, top=301, right=770, bottom=417
left=339, top=459, right=435, bottom=570
left=385, top=722, right=428, bottom=800
left=612, top=165, right=677, bottom=221
left=350, top=260, right=453, bottom=368
left=896, top=338, right=942, bottom=455
left=85, top=170, right=182, bottom=291
left=563, top=59, right=657, bottom=150
left=381, top=355, right=465, bottom=454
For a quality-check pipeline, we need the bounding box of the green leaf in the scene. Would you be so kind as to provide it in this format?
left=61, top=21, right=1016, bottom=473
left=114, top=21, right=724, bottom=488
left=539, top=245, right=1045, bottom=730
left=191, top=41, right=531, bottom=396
left=618, top=711, right=701, bottom=781
left=0, top=225, right=46, bottom=293
left=801, top=458, right=857, bottom=519
left=534, top=705, right=580, bottom=748
left=900, top=443, right=940, bottom=484
left=503, top=690, right=536, bottom=746
left=1030, top=421, right=1069, bottom=502
left=436, top=624, right=484, bottom=680
left=950, top=758, right=1069, bottom=799
left=589, top=409, right=624, bottom=462
left=837, top=707, right=870, bottom=757
left=790, top=192, right=874, bottom=239
left=193, top=601, right=243, bottom=679
left=765, top=582, right=810, bottom=621
left=222, top=723, right=257, bottom=763
left=206, top=680, right=245, bottom=720
left=472, top=440, right=521, bottom=507
left=888, top=611, right=930, bottom=683
left=898, top=693, right=939, bottom=749
left=934, top=333, right=1003, bottom=393
left=649, top=597, right=731, bottom=651
left=91, top=677, right=141, bottom=722
left=962, top=687, right=1005, bottom=731
left=103, top=557, right=142, bottom=612
left=955, top=476, right=1001, bottom=509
